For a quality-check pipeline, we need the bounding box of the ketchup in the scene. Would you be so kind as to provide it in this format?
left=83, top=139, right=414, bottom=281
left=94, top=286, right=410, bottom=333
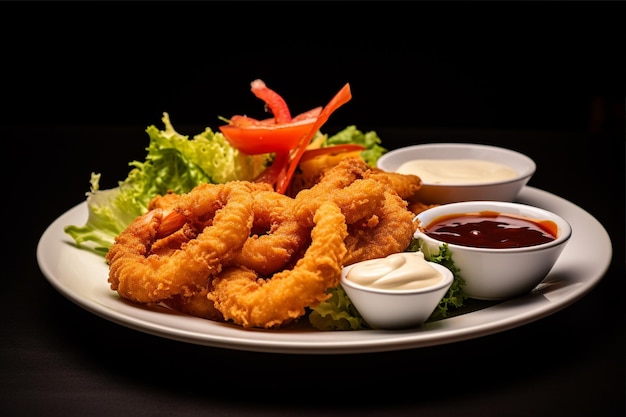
left=424, top=210, right=557, bottom=249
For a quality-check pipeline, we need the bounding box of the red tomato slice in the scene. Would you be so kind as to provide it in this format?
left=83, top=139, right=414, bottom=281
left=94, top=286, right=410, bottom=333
left=291, top=106, right=322, bottom=122
left=220, top=79, right=325, bottom=155
left=220, top=117, right=318, bottom=154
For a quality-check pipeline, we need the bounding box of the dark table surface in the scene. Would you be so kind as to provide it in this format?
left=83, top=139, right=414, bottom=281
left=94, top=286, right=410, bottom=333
left=2, top=2, right=624, bottom=416
left=2, top=123, right=624, bottom=417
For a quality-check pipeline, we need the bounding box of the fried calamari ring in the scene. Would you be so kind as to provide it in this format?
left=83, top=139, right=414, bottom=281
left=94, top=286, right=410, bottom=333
left=342, top=190, right=418, bottom=266
left=209, top=201, right=348, bottom=328
left=232, top=190, right=311, bottom=276
left=106, top=182, right=254, bottom=304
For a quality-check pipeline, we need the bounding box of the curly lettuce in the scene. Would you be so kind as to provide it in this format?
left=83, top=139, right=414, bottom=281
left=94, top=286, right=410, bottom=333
left=64, top=112, right=269, bottom=254
left=324, top=125, right=387, bottom=166
left=415, top=242, right=466, bottom=321
left=308, top=285, right=367, bottom=331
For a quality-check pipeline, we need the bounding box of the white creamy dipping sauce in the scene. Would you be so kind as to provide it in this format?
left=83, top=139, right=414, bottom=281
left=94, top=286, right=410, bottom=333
left=397, top=159, right=518, bottom=184
left=346, top=252, right=442, bottom=291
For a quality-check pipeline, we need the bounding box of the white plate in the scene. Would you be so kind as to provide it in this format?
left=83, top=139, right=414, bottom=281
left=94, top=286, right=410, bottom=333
left=37, top=186, right=612, bottom=354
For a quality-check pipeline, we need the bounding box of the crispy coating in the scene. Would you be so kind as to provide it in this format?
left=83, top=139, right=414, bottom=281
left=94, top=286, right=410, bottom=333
left=365, top=168, right=423, bottom=203
left=232, top=191, right=311, bottom=276
left=293, top=178, right=387, bottom=227
left=342, top=191, right=418, bottom=265
left=292, top=157, right=419, bottom=265
left=286, top=150, right=366, bottom=196
left=292, top=158, right=387, bottom=227
left=162, top=287, right=224, bottom=322
left=289, top=155, right=370, bottom=197
left=288, top=155, right=424, bottom=205
left=106, top=182, right=254, bottom=304
left=209, top=201, right=348, bottom=328
left=106, top=158, right=424, bottom=328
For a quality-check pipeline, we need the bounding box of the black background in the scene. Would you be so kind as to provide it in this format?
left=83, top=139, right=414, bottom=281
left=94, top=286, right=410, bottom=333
left=1, top=2, right=624, bottom=417
left=4, top=1, right=623, bottom=132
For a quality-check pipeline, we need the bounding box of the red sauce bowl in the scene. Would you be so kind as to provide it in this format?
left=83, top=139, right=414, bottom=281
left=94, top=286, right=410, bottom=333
left=414, top=201, right=572, bottom=301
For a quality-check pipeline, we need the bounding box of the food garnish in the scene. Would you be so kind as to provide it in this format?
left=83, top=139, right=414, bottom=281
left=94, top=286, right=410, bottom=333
left=220, top=79, right=354, bottom=193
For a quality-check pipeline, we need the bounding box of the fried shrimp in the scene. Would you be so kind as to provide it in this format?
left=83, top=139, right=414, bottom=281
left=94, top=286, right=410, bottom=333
left=209, top=201, right=348, bottom=328
left=106, top=182, right=255, bottom=304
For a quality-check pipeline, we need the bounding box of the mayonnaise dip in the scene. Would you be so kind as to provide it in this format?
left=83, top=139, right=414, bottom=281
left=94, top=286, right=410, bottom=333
left=345, top=252, right=443, bottom=290
left=397, top=159, right=518, bottom=184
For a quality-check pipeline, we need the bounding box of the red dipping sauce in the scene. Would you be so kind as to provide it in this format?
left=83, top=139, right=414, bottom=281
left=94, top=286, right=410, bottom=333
left=423, top=210, right=558, bottom=249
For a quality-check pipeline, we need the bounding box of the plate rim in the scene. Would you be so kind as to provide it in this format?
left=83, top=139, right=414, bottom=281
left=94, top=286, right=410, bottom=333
left=36, top=186, right=613, bottom=354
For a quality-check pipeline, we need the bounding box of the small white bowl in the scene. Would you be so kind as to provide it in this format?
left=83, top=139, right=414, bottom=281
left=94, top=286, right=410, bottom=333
left=340, top=256, right=454, bottom=329
left=414, top=201, right=572, bottom=301
left=376, top=143, right=536, bottom=204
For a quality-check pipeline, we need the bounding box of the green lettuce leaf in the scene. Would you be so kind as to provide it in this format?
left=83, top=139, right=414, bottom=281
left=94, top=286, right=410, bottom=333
left=64, top=112, right=269, bottom=253
left=308, top=285, right=368, bottom=331
left=418, top=243, right=467, bottom=321
left=324, top=125, right=387, bottom=166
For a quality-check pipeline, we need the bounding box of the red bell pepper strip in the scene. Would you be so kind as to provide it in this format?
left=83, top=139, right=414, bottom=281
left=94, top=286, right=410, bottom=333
left=219, top=80, right=324, bottom=155
left=275, top=83, right=352, bottom=194
left=250, top=79, right=292, bottom=124
left=252, top=151, right=289, bottom=187
left=253, top=144, right=364, bottom=189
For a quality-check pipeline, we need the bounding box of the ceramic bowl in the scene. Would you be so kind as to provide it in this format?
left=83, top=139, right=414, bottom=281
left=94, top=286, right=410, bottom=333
left=340, top=254, right=454, bottom=329
left=414, top=201, right=572, bottom=300
left=376, top=143, right=536, bottom=204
